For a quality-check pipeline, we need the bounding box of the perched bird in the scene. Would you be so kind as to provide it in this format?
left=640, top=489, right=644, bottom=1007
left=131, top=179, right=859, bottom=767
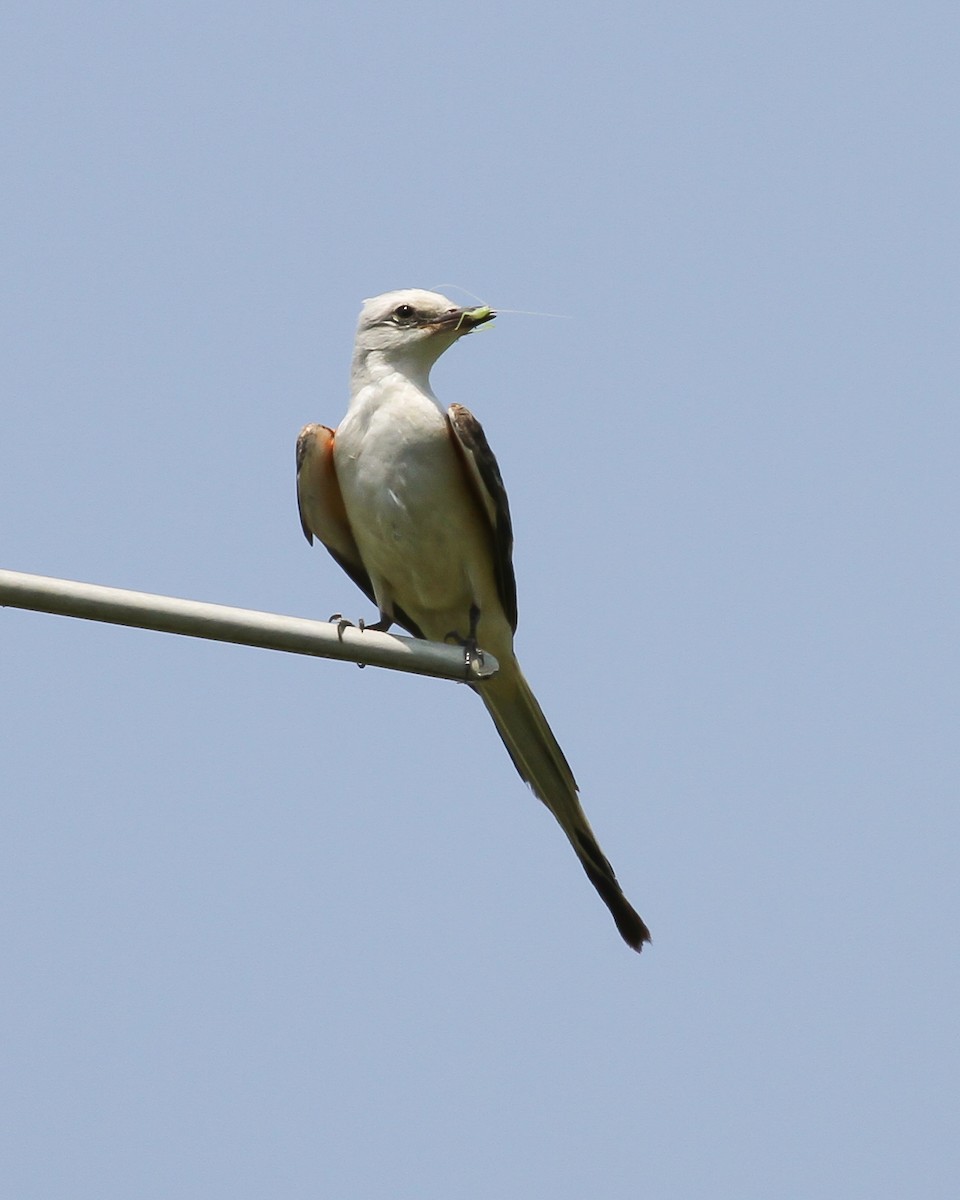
left=296, top=289, right=650, bottom=951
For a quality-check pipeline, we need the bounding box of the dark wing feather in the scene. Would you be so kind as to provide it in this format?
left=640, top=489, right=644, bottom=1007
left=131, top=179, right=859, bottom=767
left=446, top=403, right=518, bottom=632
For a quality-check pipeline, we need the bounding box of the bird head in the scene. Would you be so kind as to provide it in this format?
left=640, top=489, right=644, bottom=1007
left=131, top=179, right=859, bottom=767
left=352, top=289, right=495, bottom=377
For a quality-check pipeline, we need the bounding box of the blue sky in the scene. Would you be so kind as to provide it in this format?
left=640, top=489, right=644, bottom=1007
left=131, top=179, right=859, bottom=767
left=2, top=3, right=958, bottom=1196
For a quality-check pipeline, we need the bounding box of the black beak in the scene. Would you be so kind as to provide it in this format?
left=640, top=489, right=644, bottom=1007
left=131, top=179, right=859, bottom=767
left=434, top=305, right=496, bottom=334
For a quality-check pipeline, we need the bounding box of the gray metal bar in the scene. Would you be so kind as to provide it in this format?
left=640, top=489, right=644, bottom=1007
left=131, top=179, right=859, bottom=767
left=0, top=569, right=498, bottom=683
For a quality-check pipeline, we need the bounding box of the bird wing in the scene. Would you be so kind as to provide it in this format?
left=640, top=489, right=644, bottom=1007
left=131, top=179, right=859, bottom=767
left=296, top=423, right=377, bottom=606
left=446, top=403, right=518, bottom=633
left=296, top=422, right=426, bottom=638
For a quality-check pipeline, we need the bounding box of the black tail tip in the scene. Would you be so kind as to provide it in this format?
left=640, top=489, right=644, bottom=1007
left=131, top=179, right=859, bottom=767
left=618, top=909, right=652, bottom=953
left=580, top=856, right=651, bottom=953
left=574, top=831, right=651, bottom=953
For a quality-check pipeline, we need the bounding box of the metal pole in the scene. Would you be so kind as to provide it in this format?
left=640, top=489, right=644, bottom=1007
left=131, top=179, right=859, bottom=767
left=0, top=569, right=498, bottom=683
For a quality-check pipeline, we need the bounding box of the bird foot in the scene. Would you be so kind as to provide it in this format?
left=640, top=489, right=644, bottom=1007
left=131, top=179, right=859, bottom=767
left=444, top=630, right=485, bottom=676
left=464, top=639, right=484, bottom=674
left=358, top=614, right=393, bottom=633
left=329, top=614, right=355, bottom=640
left=329, top=612, right=394, bottom=639
left=444, top=604, right=484, bottom=677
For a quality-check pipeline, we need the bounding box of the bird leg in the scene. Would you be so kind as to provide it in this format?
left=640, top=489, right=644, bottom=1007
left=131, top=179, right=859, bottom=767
left=445, top=603, right=484, bottom=675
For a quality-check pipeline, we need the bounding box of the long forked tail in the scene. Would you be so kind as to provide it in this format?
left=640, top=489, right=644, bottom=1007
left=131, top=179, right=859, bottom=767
left=474, top=658, right=651, bottom=952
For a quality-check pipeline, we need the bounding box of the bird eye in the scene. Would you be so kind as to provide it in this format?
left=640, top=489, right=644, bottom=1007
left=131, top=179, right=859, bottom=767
left=393, top=304, right=416, bottom=321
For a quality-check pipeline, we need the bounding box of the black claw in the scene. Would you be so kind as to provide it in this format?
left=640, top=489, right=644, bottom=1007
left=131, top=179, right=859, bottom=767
left=359, top=610, right=394, bottom=634
left=329, top=614, right=355, bottom=641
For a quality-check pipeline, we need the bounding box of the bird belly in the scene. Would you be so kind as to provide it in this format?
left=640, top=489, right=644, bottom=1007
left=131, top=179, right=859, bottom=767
left=336, top=403, right=498, bottom=641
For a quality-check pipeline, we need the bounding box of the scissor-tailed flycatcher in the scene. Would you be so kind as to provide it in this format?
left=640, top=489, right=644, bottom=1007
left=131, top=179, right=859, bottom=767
left=296, top=289, right=650, bottom=951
